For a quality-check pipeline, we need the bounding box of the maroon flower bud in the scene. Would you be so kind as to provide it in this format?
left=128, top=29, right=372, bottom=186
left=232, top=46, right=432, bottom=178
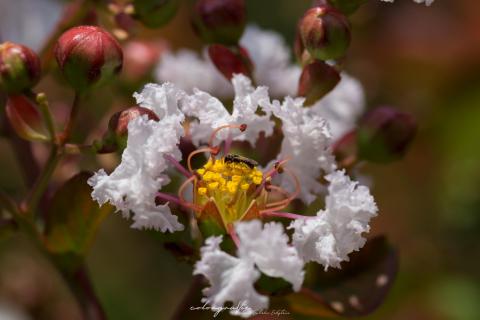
left=298, top=60, right=340, bottom=105
left=132, top=0, right=179, bottom=28
left=108, top=106, right=159, bottom=136
left=0, top=42, right=41, bottom=94
left=318, top=0, right=369, bottom=15
left=192, top=0, right=246, bottom=45
left=299, top=6, right=351, bottom=61
left=96, top=106, right=159, bottom=153
left=357, top=107, right=417, bottom=163
left=5, top=95, right=47, bottom=141
left=55, top=26, right=123, bottom=92
left=332, top=130, right=357, bottom=168
left=208, top=44, right=252, bottom=80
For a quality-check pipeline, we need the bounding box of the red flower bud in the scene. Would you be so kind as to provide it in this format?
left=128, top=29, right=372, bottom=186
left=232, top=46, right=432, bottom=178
left=108, top=106, right=159, bottom=136
left=299, top=6, right=351, bottom=61
left=192, top=0, right=246, bottom=45
left=298, top=60, right=340, bottom=105
left=357, top=107, right=417, bottom=163
left=208, top=44, right=252, bottom=80
left=0, top=42, right=41, bottom=94
left=55, top=26, right=123, bottom=92
left=96, top=106, right=159, bottom=153
left=132, top=0, right=179, bottom=28
left=5, top=95, right=47, bottom=141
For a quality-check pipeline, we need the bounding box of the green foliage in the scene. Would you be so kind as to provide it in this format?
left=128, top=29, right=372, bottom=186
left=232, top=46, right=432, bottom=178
left=44, top=172, right=112, bottom=270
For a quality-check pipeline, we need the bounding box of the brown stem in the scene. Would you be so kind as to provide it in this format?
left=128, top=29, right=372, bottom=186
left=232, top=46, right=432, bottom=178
left=61, top=93, right=82, bottom=144
left=63, top=265, right=106, bottom=320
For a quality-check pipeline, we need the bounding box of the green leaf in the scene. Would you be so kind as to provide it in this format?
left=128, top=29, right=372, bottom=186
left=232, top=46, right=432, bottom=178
left=44, top=172, right=112, bottom=262
left=286, top=236, right=398, bottom=318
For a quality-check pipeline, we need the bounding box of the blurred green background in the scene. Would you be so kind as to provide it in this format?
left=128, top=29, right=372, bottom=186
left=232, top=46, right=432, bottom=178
left=1, top=0, right=480, bottom=319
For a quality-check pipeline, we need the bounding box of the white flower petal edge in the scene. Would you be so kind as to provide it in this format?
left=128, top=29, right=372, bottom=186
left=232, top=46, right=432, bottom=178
left=265, top=97, right=336, bottom=204
left=240, top=25, right=301, bottom=97
left=236, top=220, right=305, bottom=291
left=155, top=49, right=233, bottom=98
left=311, top=73, right=365, bottom=140
left=381, top=0, right=434, bottom=5
left=289, top=170, right=378, bottom=269
left=194, top=236, right=268, bottom=318
left=88, top=83, right=186, bottom=232
left=182, top=74, right=274, bottom=146
left=195, top=221, right=304, bottom=317
left=155, top=25, right=300, bottom=98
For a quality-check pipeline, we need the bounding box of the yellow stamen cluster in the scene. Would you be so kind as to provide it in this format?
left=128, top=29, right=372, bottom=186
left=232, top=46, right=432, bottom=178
left=196, top=157, right=263, bottom=197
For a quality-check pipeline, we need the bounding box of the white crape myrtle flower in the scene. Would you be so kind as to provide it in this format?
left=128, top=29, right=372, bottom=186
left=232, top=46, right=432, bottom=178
left=240, top=25, right=301, bottom=97
left=181, top=74, right=274, bottom=146
left=310, top=73, right=365, bottom=140
left=155, top=26, right=365, bottom=142
left=156, top=49, right=233, bottom=98
left=289, top=170, right=378, bottom=270
left=155, top=25, right=300, bottom=99
left=194, top=221, right=304, bottom=318
left=265, top=96, right=336, bottom=204
left=88, top=82, right=186, bottom=232
left=381, top=0, right=434, bottom=5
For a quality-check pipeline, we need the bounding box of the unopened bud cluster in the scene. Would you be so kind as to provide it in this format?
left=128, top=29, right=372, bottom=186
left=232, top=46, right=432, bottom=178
left=191, top=0, right=252, bottom=82
left=296, top=2, right=353, bottom=105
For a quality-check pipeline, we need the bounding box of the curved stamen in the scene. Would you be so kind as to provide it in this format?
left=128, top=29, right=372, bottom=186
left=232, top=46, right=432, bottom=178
left=265, top=168, right=300, bottom=208
left=263, top=158, right=291, bottom=180
left=187, top=147, right=219, bottom=173
left=208, top=123, right=246, bottom=148
left=156, top=192, right=197, bottom=210
left=164, top=154, right=192, bottom=178
left=178, top=175, right=202, bottom=212
left=259, top=168, right=301, bottom=213
left=251, top=158, right=291, bottom=198
left=265, top=185, right=290, bottom=198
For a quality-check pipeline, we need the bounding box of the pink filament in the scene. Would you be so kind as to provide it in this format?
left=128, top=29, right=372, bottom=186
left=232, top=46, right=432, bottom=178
left=164, top=154, right=192, bottom=178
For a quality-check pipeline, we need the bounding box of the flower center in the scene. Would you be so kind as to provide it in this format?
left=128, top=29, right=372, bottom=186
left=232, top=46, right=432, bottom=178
left=194, top=155, right=264, bottom=223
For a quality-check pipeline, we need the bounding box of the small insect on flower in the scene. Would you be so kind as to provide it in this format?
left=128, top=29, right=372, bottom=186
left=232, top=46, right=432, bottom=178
left=224, top=154, right=258, bottom=169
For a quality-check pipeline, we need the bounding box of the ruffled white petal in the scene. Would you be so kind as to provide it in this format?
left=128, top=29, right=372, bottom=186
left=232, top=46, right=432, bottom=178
left=265, top=97, right=336, bottom=204
left=290, top=170, right=378, bottom=269
left=155, top=49, right=233, bottom=98
left=182, top=74, right=274, bottom=146
left=194, top=236, right=268, bottom=318
left=155, top=25, right=300, bottom=99
left=88, top=83, right=185, bottom=232
left=240, top=25, right=301, bottom=98
left=195, top=221, right=306, bottom=317
left=310, top=73, right=365, bottom=140
left=236, top=220, right=304, bottom=291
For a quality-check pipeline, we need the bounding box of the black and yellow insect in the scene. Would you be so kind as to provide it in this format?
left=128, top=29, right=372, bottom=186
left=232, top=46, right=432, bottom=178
left=224, top=154, right=258, bottom=169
